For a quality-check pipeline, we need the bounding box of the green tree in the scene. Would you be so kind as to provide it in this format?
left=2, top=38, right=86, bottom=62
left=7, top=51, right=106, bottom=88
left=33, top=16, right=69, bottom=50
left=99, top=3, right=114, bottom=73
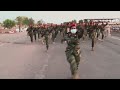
left=22, top=17, right=29, bottom=27
left=16, top=16, right=34, bottom=31
left=3, top=19, right=16, bottom=29
left=37, top=19, right=44, bottom=25
left=28, top=18, right=34, bottom=25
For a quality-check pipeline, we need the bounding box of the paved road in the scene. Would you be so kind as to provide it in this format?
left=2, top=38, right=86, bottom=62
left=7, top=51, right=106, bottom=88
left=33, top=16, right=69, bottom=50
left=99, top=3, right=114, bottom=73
left=0, top=32, right=120, bottom=79
left=111, top=31, right=120, bottom=37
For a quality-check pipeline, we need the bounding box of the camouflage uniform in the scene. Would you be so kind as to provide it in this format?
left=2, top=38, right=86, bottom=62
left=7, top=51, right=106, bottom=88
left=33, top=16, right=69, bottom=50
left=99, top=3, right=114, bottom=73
left=37, top=27, right=41, bottom=39
left=33, top=27, right=37, bottom=41
left=40, top=27, right=45, bottom=44
left=87, top=24, right=92, bottom=39
left=62, top=26, right=66, bottom=38
left=44, top=28, right=50, bottom=51
left=96, top=25, right=101, bottom=39
left=51, top=29, right=56, bottom=43
left=62, top=32, right=81, bottom=79
left=26, top=26, right=33, bottom=43
left=54, top=26, right=59, bottom=39
left=100, top=25, right=105, bottom=40
left=60, top=26, right=63, bottom=36
left=76, top=25, right=84, bottom=40
left=91, top=25, right=97, bottom=51
left=83, top=24, right=88, bottom=41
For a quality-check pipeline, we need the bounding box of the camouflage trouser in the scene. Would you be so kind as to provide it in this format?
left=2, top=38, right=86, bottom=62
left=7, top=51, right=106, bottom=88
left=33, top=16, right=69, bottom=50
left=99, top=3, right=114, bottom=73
left=82, top=31, right=87, bottom=41
left=104, top=30, right=107, bottom=37
left=52, top=34, right=55, bottom=42
left=60, top=31, right=63, bottom=36
left=38, top=32, right=40, bottom=39
left=101, top=31, right=104, bottom=40
left=65, top=46, right=81, bottom=75
left=82, top=34, right=85, bottom=40
left=89, top=32, right=91, bottom=39
left=45, top=37, right=49, bottom=50
left=55, top=32, right=58, bottom=39
left=29, top=33, right=33, bottom=42
left=97, top=32, right=100, bottom=39
left=92, top=37, right=95, bottom=47
left=96, top=29, right=100, bottom=39
left=41, top=37, right=45, bottom=44
left=91, top=32, right=97, bottom=47
left=49, top=33, right=52, bottom=40
left=34, top=33, right=37, bottom=41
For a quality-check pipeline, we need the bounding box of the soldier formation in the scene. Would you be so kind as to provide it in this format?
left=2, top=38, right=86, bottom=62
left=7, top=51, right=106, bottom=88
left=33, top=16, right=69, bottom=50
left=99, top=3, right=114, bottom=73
left=26, top=20, right=108, bottom=79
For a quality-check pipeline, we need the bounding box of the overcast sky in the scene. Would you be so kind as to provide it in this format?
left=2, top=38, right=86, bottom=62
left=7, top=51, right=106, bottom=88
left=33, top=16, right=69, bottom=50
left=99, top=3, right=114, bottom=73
left=0, top=11, right=120, bottom=24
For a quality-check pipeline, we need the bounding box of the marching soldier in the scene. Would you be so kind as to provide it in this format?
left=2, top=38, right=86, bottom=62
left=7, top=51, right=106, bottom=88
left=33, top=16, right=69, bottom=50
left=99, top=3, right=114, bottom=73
left=59, top=24, right=62, bottom=36
left=51, top=29, right=56, bottom=43
left=96, top=23, right=101, bottom=40
left=41, top=26, right=46, bottom=44
left=88, top=22, right=92, bottom=39
left=62, top=23, right=81, bottom=79
left=33, top=26, right=37, bottom=41
left=76, top=23, right=84, bottom=40
left=37, top=25, right=41, bottom=39
left=44, top=26, right=50, bottom=52
left=83, top=23, right=88, bottom=41
left=26, top=25, right=34, bottom=43
left=100, top=22, right=108, bottom=41
left=54, top=25, right=59, bottom=40
left=90, top=22, right=97, bottom=51
left=62, top=25, right=66, bottom=38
